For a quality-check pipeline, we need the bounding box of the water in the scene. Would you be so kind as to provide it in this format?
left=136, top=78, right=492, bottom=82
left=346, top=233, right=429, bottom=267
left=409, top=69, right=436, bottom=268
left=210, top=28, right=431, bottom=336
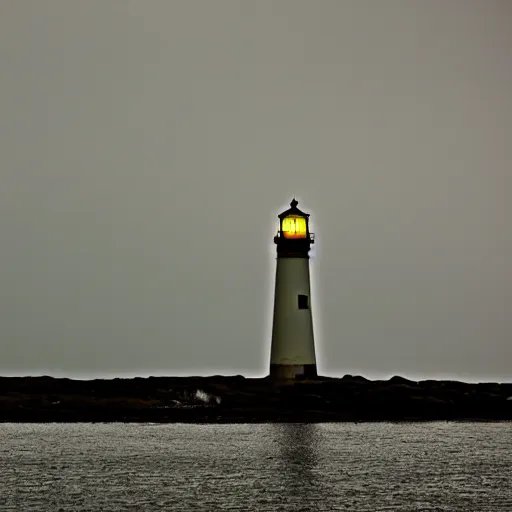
left=0, top=422, right=511, bottom=511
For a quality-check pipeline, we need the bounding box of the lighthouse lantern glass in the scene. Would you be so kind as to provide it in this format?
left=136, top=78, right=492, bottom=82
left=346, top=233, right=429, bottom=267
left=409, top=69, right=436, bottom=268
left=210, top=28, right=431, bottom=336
left=282, top=215, right=307, bottom=239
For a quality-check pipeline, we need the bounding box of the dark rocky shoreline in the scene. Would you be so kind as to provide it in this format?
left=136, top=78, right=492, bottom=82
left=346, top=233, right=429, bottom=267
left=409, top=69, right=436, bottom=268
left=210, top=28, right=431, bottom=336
left=1, top=374, right=511, bottom=423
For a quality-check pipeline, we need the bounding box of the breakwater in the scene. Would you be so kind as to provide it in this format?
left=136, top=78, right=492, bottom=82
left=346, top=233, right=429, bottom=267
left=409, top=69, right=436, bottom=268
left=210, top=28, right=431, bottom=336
left=1, top=374, right=511, bottom=422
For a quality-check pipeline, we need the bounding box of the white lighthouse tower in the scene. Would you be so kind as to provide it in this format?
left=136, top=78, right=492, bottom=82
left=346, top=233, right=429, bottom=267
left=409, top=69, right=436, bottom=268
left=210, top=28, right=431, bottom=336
left=269, top=199, right=318, bottom=380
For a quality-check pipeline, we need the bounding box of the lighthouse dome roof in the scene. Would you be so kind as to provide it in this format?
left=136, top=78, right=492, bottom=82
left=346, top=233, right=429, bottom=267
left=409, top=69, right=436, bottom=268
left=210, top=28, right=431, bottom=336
left=278, top=199, right=310, bottom=219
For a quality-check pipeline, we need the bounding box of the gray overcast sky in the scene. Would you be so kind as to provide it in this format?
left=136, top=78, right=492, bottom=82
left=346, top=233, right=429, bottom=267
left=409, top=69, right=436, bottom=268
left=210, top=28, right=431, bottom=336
left=0, top=1, right=510, bottom=381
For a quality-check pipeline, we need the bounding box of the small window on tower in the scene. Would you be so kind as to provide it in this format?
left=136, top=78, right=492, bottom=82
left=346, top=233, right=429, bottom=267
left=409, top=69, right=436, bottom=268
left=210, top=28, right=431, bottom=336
left=298, top=294, right=309, bottom=310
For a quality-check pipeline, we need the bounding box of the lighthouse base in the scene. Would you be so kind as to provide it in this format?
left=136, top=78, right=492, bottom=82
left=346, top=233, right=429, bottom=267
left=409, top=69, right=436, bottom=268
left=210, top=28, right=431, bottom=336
left=269, top=364, right=317, bottom=381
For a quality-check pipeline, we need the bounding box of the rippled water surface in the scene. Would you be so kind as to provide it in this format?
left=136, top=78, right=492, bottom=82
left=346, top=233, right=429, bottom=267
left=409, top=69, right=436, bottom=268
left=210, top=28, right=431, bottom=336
left=1, top=422, right=511, bottom=511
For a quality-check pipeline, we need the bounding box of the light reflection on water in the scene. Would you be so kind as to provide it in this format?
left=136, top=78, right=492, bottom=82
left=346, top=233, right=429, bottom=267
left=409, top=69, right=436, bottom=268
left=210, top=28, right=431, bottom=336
left=0, top=422, right=511, bottom=511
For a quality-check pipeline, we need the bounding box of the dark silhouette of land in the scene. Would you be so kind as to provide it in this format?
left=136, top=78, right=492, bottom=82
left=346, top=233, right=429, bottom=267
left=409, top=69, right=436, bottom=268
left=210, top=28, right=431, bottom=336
left=1, top=375, right=511, bottom=423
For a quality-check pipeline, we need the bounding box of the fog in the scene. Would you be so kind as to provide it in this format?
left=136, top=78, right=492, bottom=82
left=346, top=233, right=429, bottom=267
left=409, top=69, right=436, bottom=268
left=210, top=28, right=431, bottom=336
left=1, top=1, right=510, bottom=381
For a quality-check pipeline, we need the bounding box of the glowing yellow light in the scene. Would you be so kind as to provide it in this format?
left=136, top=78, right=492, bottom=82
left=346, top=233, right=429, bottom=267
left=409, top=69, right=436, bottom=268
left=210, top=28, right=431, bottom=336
left=282, top=216, right=307, bottom=239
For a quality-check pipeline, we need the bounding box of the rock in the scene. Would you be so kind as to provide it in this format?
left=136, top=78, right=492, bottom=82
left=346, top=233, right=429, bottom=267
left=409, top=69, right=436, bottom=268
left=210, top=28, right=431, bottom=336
left=0, top=375, right=511, bottom=422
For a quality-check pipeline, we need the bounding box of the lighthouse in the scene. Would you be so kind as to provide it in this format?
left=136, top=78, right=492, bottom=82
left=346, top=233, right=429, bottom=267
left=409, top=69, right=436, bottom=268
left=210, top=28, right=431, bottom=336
left=269, top=199, right=318, bottom=380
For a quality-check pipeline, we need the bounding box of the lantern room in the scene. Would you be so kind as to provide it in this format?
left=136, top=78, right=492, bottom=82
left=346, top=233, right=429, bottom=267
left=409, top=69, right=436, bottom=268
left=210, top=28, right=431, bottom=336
left=281, top=216, right=307, bottom=239
left=274, top=199, right=314, bottom=254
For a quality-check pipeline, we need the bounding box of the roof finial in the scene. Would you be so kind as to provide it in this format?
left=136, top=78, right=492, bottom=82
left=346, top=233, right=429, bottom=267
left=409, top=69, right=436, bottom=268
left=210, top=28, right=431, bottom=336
left=290, top=197, right=298, bottom=208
